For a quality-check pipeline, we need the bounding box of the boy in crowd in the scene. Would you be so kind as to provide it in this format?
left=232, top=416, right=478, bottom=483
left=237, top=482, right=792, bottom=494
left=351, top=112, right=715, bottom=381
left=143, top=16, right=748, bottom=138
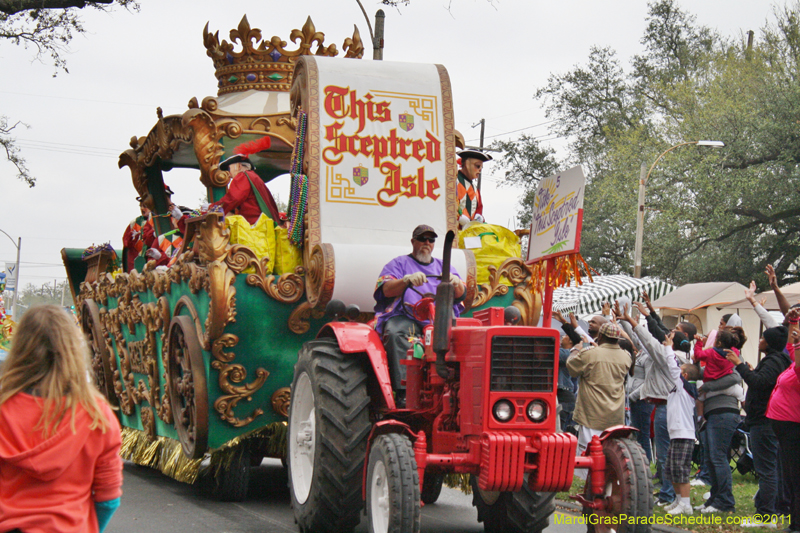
left=620, top=302, right=700, bottom=515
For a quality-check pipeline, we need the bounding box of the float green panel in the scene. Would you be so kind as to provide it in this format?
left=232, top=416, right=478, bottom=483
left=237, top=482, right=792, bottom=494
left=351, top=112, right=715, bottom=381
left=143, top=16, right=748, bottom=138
left=204, top=275, right=326, bottom=449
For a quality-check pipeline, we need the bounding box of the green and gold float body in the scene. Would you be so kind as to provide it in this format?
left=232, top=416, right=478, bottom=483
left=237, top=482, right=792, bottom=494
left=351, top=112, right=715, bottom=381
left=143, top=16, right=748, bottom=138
left=64, top=213, right=331, bottom=483
left=63, top=213, right=542, bottom=486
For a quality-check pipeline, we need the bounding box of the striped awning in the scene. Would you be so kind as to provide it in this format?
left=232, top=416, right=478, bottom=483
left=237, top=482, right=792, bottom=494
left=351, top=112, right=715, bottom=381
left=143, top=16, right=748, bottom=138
left=553, top=275, right=676, bottom=317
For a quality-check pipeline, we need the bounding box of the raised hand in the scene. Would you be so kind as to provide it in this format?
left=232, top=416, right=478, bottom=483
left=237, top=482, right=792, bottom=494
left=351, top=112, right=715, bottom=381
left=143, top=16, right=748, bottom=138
left=569, top=312, right=579, bottom=328
left=744, top=280, right=757, bottom=303
left=621, top=302, right=637, bottom=326
left=633, top=301, right=650, bottom=317
left=602, top=301, right=612, bottom=317
left=641, top=291, right=655, bottom=312
left=663, top=331, right=674, bottom=347
left=553, top=310, right=566, bottom=324
left=766, top=264, right=778, bottom=289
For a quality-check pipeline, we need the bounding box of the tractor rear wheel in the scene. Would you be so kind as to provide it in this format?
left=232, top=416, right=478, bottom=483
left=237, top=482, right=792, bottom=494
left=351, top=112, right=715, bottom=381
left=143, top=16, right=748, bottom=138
left=366, top=433, right=421, bottom=533
left=420, top=472, right=444, bottom=504
left=288, top=338, right=371, bottom=533
left=582, top=437, right=652, bottom=533
left=470, top=474, right=555, bottom=533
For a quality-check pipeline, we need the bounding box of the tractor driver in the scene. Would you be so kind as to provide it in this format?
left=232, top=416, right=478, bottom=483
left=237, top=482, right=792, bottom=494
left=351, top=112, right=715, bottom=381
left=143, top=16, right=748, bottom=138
left=374, top=225, right=467, bottom=407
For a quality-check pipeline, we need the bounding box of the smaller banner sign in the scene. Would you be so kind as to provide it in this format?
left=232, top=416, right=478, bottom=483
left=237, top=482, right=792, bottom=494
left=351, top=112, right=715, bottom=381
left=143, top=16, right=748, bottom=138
left=4, top=264, right=16, bottom=291
left=526, top=166, right=586, bottom=263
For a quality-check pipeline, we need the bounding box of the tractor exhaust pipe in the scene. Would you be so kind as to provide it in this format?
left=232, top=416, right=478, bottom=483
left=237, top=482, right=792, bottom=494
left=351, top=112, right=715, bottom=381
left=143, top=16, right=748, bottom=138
left=433, top=230, right=455, bottom=379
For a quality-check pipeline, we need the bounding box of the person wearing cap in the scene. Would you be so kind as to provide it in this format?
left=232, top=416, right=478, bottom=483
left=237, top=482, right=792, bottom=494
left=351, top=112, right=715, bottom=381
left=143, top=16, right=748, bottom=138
left=566, top=320, right=632, bottom=474
left=374, top=225, right=466, bottom=407
left=456, top=149, right=492, bottom=226
left=210, top=154, right=281, bottom=225
left=726, top=325, right=792, bottom=521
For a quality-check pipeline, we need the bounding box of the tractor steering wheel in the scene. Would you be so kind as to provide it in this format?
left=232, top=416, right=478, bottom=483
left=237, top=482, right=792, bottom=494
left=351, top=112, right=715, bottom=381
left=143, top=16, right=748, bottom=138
left=400, top=282, right=434, bottom=322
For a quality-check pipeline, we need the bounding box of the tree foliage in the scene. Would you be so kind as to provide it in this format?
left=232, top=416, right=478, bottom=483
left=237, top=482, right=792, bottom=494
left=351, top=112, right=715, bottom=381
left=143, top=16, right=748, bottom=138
left=15, top=280, right=74, bottom=315
left=1, top=0, right=138, bottom=186
left=496, top=0, right=800, bottom=287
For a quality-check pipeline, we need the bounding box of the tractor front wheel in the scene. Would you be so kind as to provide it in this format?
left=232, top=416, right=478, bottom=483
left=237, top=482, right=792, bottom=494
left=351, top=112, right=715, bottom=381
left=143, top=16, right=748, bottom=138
left=470, top=474, right=555, bottom=533
left=582, top=437, right=652, bottom=533
left=366, top=433, right=420, bottom=533
left=288, top=338, right=372, bottom=533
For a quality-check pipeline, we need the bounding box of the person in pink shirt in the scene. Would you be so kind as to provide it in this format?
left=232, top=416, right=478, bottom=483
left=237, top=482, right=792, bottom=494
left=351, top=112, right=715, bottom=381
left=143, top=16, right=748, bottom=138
left=766, top=313, right=800, bottom=531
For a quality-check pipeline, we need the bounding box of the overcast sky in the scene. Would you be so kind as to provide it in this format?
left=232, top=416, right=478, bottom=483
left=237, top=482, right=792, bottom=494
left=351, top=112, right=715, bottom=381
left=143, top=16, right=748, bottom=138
left=0, top=0, right=778, bottom=294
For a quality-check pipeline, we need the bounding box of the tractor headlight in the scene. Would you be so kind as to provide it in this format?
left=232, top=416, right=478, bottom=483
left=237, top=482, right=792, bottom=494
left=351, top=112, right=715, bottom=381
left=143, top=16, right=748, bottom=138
left=492, top=400, right=514, bottom=422
left=526, top=400, right=547, bottom=422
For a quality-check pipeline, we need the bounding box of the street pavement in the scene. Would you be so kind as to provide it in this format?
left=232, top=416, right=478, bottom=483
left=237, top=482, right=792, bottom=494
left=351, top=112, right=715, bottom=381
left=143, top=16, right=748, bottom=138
left=107, top=460, right=588, bottom=533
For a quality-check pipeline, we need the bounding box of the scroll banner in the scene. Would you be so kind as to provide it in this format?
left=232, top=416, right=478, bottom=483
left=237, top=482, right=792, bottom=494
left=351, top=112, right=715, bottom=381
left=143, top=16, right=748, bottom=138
left=294, top=56, right=464, bottom=308
left=300, top=56, right=457, bottom=248
left=526, top=166, right=586, bottom=263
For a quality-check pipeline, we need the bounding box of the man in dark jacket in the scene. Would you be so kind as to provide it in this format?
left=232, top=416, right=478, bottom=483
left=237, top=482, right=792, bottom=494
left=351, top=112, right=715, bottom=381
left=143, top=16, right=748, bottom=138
left=726, top=325, right=791, bottom=519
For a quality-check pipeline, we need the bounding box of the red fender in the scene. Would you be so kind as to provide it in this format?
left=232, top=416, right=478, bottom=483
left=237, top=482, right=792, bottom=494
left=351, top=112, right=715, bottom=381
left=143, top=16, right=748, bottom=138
left=598, top=424, right=639, bottom=442
left=318, top=322, right=396, bottom=410
left=361, top=420, right=416, bottom=499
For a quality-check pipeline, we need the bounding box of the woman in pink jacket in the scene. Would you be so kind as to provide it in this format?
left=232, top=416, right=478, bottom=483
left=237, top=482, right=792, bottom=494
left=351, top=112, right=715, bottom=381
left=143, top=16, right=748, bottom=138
left=0, top=305, right=122, bottom=533
left=767, top=331, right=800, bottom=531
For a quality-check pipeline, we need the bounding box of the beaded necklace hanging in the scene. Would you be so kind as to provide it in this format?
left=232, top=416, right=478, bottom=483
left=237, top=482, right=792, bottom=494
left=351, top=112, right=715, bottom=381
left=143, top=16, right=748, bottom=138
left=287, top=110, right=309, bottom=246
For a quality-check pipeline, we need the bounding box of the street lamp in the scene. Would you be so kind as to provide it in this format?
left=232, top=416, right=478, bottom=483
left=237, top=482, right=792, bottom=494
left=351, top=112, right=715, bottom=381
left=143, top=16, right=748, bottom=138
left=0, top=228, right=21, bottom=319
left=633, top=140, right=725, bottom=278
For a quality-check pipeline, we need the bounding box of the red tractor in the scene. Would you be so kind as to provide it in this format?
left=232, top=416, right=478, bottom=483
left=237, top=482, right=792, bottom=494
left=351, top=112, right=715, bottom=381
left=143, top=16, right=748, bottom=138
left=287, top=231, right=652, bottom=533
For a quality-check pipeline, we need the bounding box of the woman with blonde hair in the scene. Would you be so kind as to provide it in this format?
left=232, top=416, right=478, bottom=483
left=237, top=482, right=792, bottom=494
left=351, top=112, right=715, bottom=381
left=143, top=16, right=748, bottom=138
left=0, top=304, right=122, bottom=533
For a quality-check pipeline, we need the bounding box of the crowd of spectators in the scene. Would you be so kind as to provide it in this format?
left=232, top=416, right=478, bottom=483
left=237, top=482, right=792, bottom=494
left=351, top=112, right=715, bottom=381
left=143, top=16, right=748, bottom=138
left=553, top=265, right=800, bottom=528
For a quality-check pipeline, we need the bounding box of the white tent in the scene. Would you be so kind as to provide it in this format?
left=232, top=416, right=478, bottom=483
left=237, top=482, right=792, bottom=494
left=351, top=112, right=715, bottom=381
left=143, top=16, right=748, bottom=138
left=553, top=275, right=676, bottom=317
left=650, top=282, right=761, bottom=367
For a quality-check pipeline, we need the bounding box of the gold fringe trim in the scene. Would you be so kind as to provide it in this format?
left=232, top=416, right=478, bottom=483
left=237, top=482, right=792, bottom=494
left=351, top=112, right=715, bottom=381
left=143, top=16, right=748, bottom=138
left=119, top=421, right=287, bottom=484
left=528, top=252, right=595, bottom=295
left=443, top=473, right=472, bottom=494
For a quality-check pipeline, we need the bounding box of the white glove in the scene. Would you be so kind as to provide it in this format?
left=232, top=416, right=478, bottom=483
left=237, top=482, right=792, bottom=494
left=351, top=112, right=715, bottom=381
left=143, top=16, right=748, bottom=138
left=403, top=272, right=427, bottom=287
left=200, top=202, right=210, bottom=212
left=170, top=205, right=182, bottom=220
left=458, top=214, right=470, bottom=228
left=449, top=274, right=462, bottom=287
left=146, top=249, right=162, bottom=260
left=474, top=214, right=485, bottom=223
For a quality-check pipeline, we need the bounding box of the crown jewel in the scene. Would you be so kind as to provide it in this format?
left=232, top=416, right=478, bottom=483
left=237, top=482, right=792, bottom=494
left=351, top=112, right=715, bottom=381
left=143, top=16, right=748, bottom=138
left=203, top=15, right=364, bottom=95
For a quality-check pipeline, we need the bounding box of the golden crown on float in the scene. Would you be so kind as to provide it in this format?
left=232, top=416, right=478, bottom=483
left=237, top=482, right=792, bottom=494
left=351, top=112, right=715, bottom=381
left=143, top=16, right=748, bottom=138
left=203, top=15, right=364, bottom=95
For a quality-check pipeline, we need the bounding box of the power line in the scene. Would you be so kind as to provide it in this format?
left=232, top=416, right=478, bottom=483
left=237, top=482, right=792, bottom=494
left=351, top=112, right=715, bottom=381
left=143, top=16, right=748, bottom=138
left=466, top=119, right=557, bottom=143
left=0, top=89, right=166, bottom=109
left=16, top=138, right=119, bottom=154
left=15, top=143, right=118, bottom=159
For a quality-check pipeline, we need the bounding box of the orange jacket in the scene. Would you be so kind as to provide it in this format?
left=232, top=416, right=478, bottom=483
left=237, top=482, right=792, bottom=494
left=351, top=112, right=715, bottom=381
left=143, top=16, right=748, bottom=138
left=0, top=393, right=122, bottom=533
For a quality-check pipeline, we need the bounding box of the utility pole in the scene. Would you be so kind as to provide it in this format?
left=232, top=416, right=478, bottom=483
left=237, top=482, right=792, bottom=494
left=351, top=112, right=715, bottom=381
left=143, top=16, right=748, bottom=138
left=633, top=163, right=647, bottom=278
left=373, top=10, right=385, bottom=60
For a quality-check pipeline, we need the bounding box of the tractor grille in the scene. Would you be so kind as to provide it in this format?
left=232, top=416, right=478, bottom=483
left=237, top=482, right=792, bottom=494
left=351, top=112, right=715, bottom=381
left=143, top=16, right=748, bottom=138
left=490, top=336, right=555, bottom=392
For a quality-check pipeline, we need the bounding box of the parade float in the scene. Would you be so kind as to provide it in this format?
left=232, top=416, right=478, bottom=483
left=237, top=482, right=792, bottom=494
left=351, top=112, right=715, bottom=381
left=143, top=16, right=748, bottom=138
left=60, top=15, right=592, bottom=503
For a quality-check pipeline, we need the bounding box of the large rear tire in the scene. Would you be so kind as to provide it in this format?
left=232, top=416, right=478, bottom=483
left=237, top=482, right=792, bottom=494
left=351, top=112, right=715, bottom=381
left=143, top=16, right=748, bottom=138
left=288, top=338, right=372, bottom=533
left=582, top=437, right=652, bottom=533
left=470, top=474, right=555, bottom=533
left=199, top=446, right=251, bottom=502
left=366, top=433, right=421, bottom=533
